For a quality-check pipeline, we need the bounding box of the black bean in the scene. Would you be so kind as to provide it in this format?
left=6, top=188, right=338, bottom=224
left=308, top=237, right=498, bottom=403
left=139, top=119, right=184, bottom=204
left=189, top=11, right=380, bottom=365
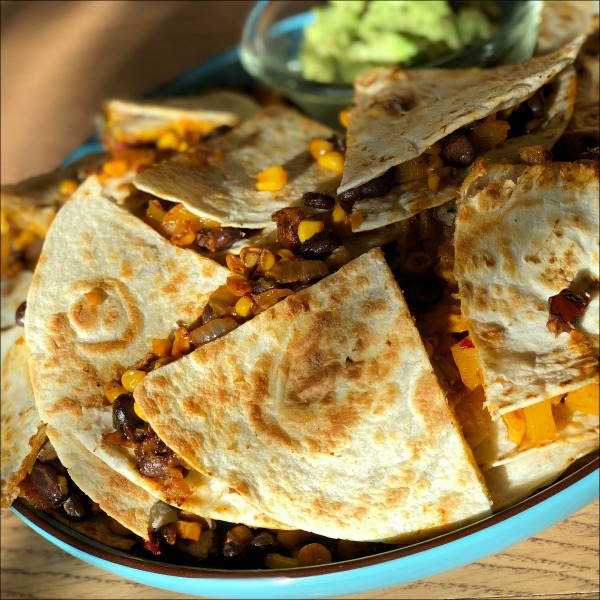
left=327, top=133, right=346, bottom=154
left=202, top=124, right=233, bottom=141
left=195, top=227, right=243, bottom=252
left=301, top=192, right=335, bottom=210
left=112, top=394, right=144, bottom=432
left=136, top=454, right=169, bottom=479
left=15, top=301, right=26, bottom=327
left=337, top=168, right=395, bottom=211
left=299, top=231, right=340, bottom=259
left=402, top=275, right=445, bottom=308
left=222, top=539, right=246, bottom=567
left=441, top=132, right=475, bottom=166
left=36, top=438, right=58, bottom=463
left=157, top=522, right=178, bottom=545
left=526, top=90, right=545, bottom=117
left=246, top=531, right=280, bottom=567
left=30, top=461, right=68, bottom=509
left=63, top=490, right=91, bottom=519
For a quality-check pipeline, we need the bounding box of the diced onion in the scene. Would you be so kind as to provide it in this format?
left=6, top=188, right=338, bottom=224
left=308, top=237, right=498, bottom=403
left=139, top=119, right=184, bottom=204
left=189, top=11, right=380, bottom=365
left=190, top=317, right=238, bottom=347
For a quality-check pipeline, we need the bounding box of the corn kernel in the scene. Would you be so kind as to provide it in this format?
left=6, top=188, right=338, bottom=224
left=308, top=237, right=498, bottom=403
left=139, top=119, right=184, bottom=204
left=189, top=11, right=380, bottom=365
left=332, top=202, right=348, bottom=225
left=146, top=199, right=166, bottom=223
left=227, top=524, right=254, bottom=544
left=427, top=172, right=441, bottom=192
left=235, top=295, right=253, bottom=318
left=121, top=369, right=147, bottom=392
left=277, top=529, right=312, bottom=550
left=277, top=249, right=295, bottom=260
left=256, top=249, right=277, bottom=272
left=297, top=220, right=325, bottom=243
left=84, top=289, right=104, bottom=308
left=133, top=401, right=148, bottom=422
left=297, top=542, right=332, bottom=566
left=57, top=475, right=69, bottom=496
left=317, top=151, right=344, bottom=173
left=256, top=166, right=288, bottom=191
left=152, top=338, right=172, bottom=358
left=0, top=210, right=8, bottom=235
left=264, top=553, right=299, bottom=569
left=308, top=138, right=334, bottom=160
left=104, top=380, right=128, bottom=403
left=427, top=154, right=445, bottom=172
left=59, top=179, right=79, bottom=196
left=339, top=108, right=351, bottom=129
left=156, top=130, right=180, bottom=150
left=240, top=247, right=260, bottom=268
left=425, top=142, right=443, bottom=155
left=102, top=159, right=128, bottom=178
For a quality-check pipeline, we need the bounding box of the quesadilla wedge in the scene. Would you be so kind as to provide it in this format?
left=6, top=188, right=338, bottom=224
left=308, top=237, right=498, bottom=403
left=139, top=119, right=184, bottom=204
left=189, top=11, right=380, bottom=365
left=449, top=159, right=599, bottom=508
left=101, top=90, right=259, bottom=151
left=0, top=329, right=46, bottom=507
left=337, top=37, right=583, bottom=233
left=133, top=105, right=342, bottom=228
left=25, top=177, right=286, bottom=529
left=134, top=248, right=492, bottom=543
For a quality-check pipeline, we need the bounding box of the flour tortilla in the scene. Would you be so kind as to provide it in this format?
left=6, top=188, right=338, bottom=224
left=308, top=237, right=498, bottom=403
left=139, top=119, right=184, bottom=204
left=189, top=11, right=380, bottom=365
left=536, top=0, right=599, bottom=56
left=1, top=153, right=108, bottom=238
left=338, top=38, right=583, bottom=232
left=0, top=330, right=45, bottom=507
left=472, top=410, right=599, bottom=511
left=133, top=105, right=342, bottom=228
left=135, top=248, right=492, bottom=542
left=25, top=177, right=286, bottom=529
left=558, top=54, right=599, bottom=158
left=454, top=161, right=599, bottom=418
left=1, top=269, right=33, bottom=329
left=102, top=90, right=259, bottom=146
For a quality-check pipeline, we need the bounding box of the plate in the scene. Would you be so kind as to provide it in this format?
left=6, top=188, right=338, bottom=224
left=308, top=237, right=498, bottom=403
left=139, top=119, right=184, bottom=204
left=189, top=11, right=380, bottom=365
left=11, top=44, right=600, bottom=599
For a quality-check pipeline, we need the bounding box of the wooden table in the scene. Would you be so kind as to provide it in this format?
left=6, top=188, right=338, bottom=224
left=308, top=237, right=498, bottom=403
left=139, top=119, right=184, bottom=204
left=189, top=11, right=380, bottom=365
left=1, top=2, right=599, bottom=599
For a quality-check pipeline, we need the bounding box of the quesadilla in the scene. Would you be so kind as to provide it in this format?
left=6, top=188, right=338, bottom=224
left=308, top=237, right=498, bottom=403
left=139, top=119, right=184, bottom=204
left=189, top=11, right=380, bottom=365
left=134, top=248, right=492, bottom=543
left=133, top=105, right=342, bottom=228
left=450, top=159, right=599, bottom=508
left=101, top=90, right=259, bottom=151
left=337, top=36, right=583, bottom=232
left=25, top=177, right=286, bottom=528
left=0, top=329, right=45, bottom=507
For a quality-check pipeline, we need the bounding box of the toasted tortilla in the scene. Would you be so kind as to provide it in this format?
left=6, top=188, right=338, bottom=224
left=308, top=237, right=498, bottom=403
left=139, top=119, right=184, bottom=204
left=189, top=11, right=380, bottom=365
left=134, top=248, right=492, bottom=542
left=338, top=38, right=583, bottom=232
left=133, top=105, right=341, bottom=228
left=454, top=161, right=599, bottom=418
left=536, top=0, right=599, bottom=55
left=0, top=330, right=45, bottom=507
left=102, top=90, right=259, bottom=146
left=24, top=177, right=285, bottom=529
left=472, top=409, right=599, bottom=511
left=1, top=153, right=108, bottom=239
left=557, top=54, right=599, bottom=159
left=1, top=269, right=33, bottom=329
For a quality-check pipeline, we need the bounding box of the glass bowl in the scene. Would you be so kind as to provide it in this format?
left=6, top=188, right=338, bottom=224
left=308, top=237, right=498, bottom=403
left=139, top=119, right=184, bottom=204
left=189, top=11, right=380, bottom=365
left=240, top=0, right=543, bottom=127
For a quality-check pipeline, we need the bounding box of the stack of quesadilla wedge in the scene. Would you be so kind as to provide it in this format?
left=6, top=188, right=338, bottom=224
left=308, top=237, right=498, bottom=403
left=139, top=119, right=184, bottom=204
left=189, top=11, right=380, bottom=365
left=24, top=178, right=288, bottom=535
left=337, top=36, right=583, bottom=232
left=134, top=248, right=492, bottom=542
left=452, top=159, right=599, bottom=509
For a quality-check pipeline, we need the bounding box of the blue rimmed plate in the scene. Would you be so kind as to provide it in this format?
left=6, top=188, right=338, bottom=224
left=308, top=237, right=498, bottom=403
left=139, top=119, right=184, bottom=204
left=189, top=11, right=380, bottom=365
left=12, top=44, right=600, bottom=600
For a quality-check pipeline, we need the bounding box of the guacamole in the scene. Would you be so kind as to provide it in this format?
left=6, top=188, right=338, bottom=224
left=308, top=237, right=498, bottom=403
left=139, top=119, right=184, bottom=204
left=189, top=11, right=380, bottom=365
left=300, top=0, right=496, bottom=83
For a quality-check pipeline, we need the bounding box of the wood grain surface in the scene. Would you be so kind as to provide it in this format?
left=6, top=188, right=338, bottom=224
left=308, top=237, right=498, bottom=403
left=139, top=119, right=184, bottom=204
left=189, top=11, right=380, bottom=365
left=1, top=2, right=599, bottom=599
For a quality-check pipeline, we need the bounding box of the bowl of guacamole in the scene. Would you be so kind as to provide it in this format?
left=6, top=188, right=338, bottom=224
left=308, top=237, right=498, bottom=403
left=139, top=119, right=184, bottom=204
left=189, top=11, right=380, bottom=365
left=240, top=0, right=542, bottom=125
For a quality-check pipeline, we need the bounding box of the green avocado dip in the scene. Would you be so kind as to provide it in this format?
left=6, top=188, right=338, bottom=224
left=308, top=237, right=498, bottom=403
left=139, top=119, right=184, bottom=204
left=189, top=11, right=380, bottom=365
left=300, top=0, right=497, bottom=83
